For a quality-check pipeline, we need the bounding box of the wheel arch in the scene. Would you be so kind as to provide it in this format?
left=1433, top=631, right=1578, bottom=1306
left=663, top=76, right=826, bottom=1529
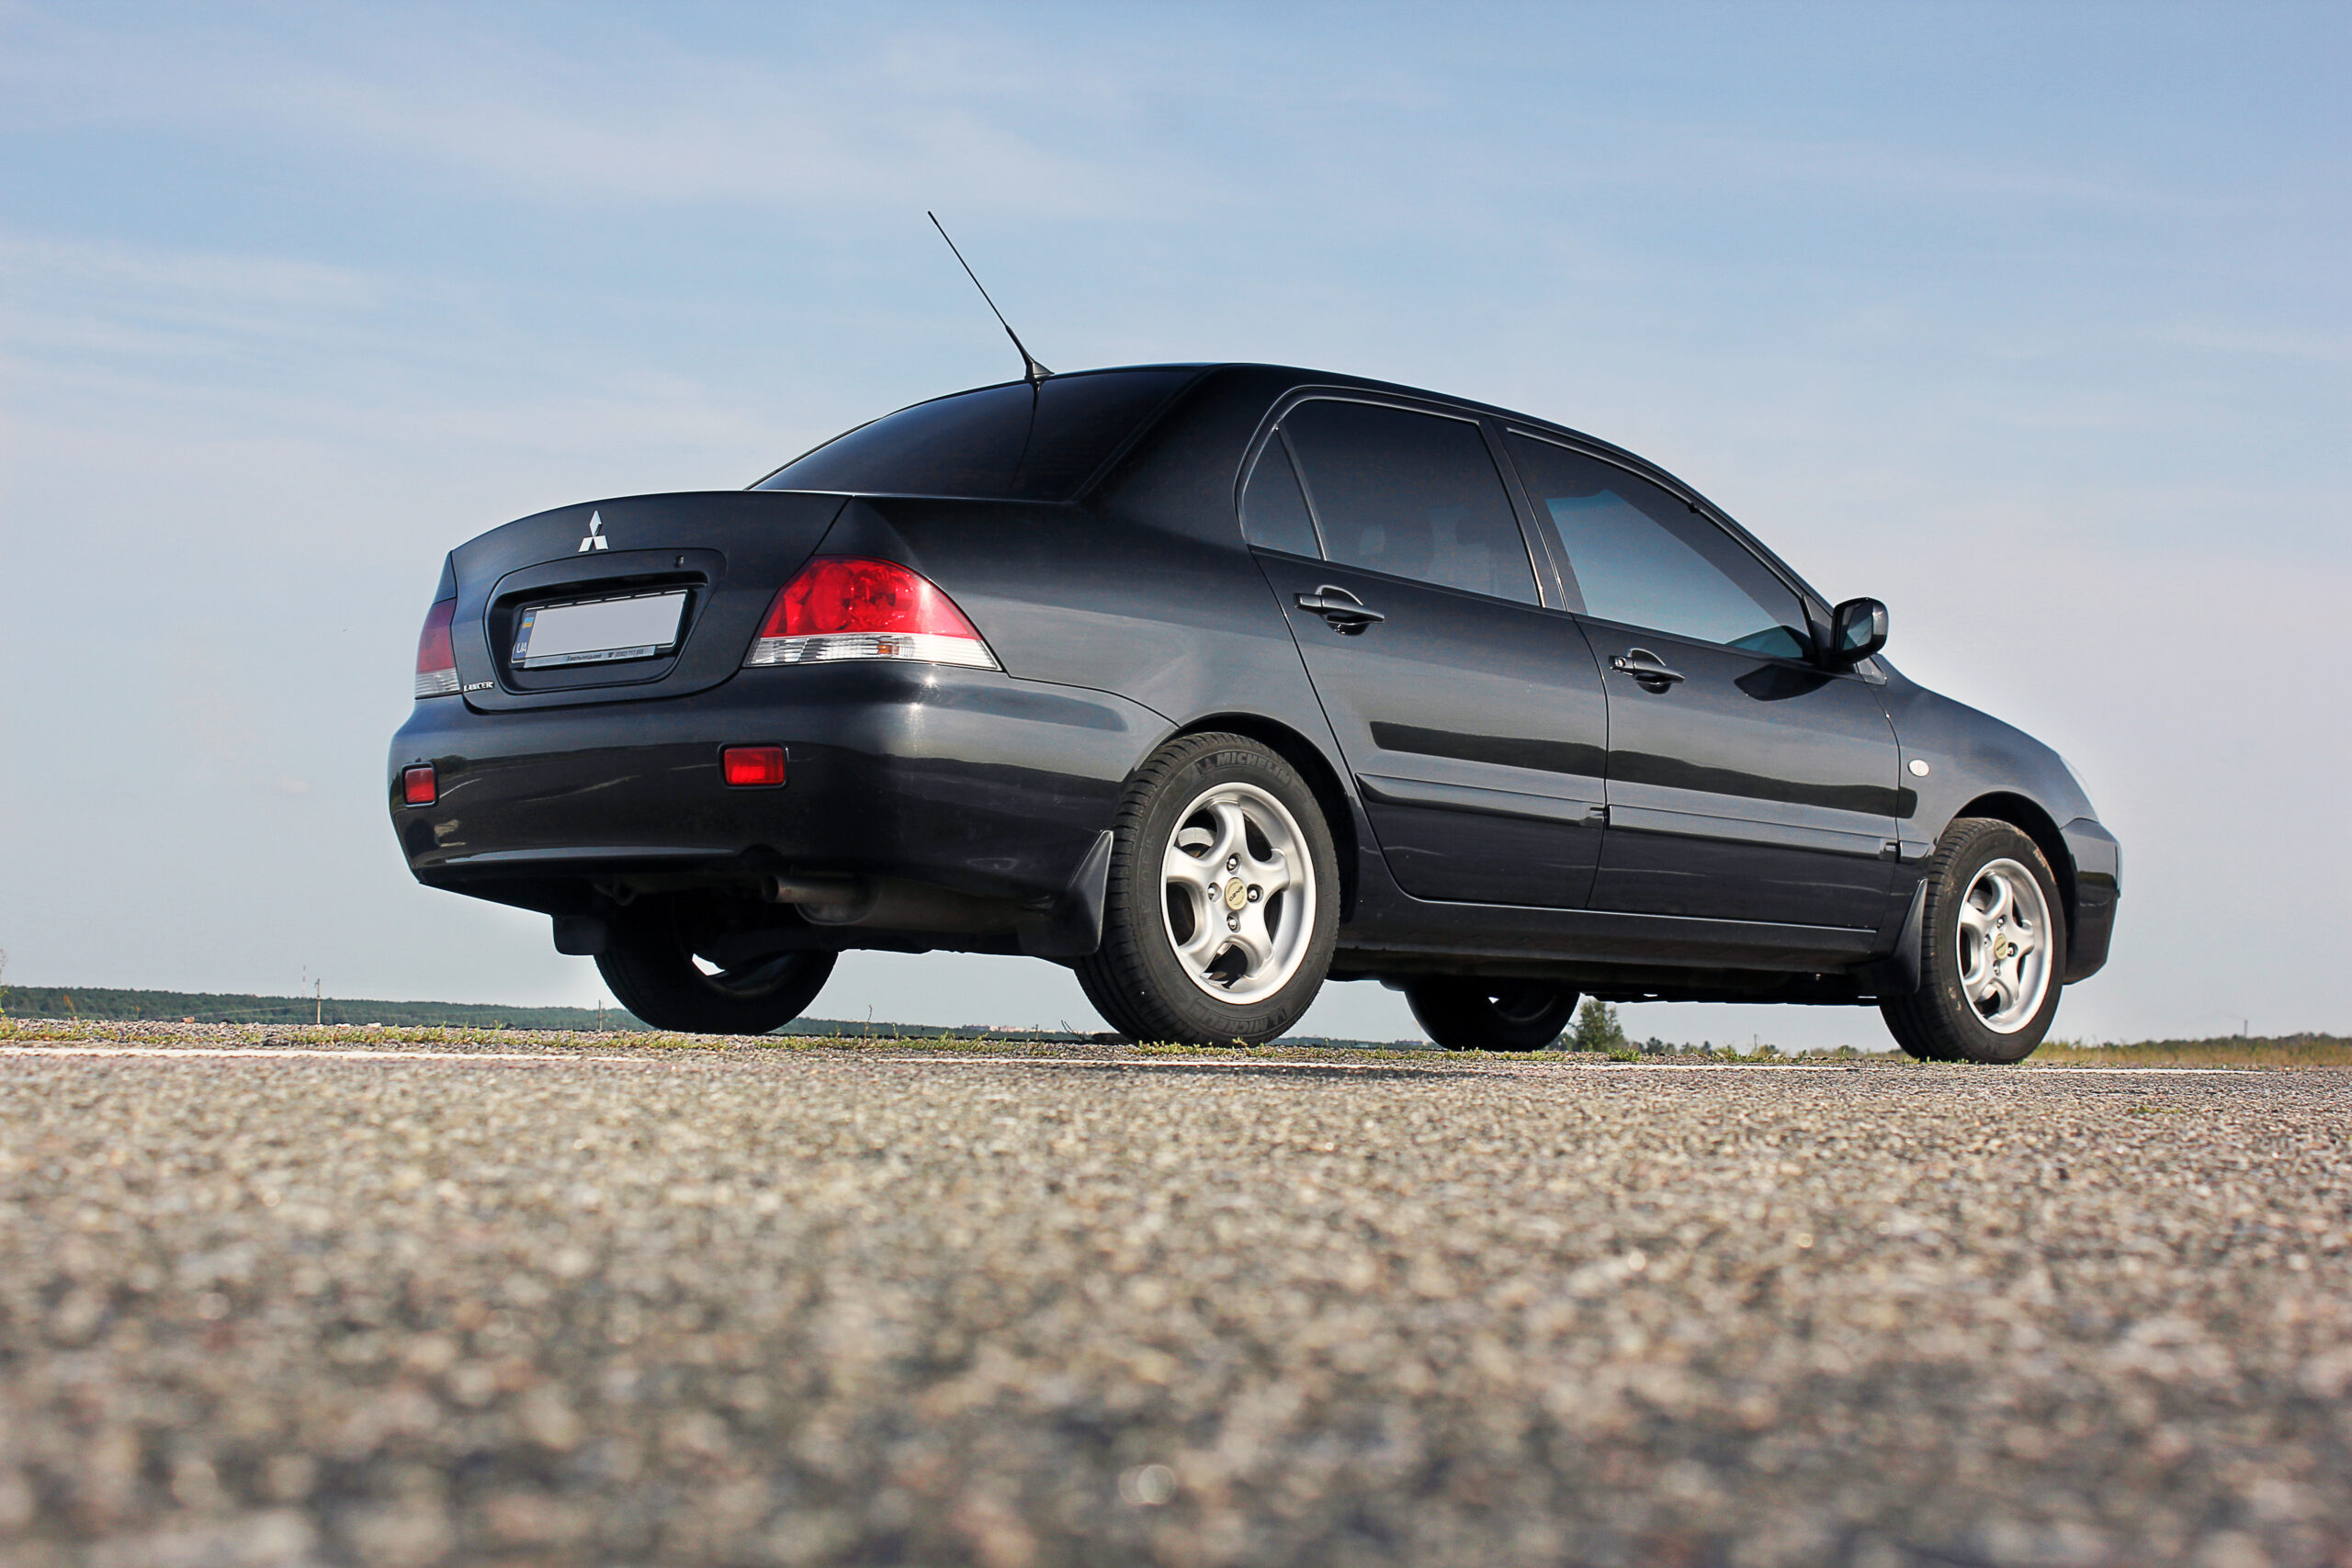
left=1951, top=791, right=2078, bottom=951
left=1171, top=712, right=1362, bottom=919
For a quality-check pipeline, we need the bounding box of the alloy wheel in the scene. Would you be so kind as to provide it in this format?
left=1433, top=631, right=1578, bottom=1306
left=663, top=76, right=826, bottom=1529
left=1955, top=856, right=2052, bottom=1033
left=1159, top=781, right=1316, bottom=1007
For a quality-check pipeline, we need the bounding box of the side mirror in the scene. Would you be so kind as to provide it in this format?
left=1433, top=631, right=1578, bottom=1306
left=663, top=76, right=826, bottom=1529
left=1827, top=597, right=1888, bottom=667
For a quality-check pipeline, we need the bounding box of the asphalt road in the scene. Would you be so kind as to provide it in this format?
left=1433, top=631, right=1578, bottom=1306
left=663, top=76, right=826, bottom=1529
left=1, top=1031, right=2347, bottom=1568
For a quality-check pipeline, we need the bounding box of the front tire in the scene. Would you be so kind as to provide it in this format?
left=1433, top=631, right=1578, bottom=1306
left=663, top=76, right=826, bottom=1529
left=1406, top=978, right=1579, bottom=1052
left=1881, top=818, right=2067, bottom=1064
left=595, top=901, right=836, bottom=1035
left=1075, top=733, right=1340, bottom=1044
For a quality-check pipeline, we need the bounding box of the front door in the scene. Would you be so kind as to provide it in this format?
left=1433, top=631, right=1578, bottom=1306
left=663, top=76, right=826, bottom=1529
left=1244, top=399, right=1611, bottom=908
left=1502, top=431, right=1901, bottom=928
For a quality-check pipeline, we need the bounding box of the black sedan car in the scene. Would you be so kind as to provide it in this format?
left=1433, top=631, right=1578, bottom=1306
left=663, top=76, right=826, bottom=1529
left=390, top=364, right=2117, bottom=1061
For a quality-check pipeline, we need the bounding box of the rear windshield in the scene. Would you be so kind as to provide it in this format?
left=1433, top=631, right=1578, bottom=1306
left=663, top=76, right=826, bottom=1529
left=754, top=368, right=1197, bottom=501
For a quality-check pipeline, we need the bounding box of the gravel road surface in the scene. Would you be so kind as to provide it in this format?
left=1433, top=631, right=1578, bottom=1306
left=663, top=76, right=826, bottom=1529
left=1, top=1027, right=2347, bottom=1568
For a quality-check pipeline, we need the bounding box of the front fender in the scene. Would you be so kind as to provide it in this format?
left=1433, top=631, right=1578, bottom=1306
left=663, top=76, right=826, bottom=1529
left=1876, top=669, right=2118, bottom=981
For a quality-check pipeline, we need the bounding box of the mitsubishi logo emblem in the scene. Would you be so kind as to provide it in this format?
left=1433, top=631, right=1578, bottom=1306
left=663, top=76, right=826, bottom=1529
left=577, top=511, right=609, bottom=553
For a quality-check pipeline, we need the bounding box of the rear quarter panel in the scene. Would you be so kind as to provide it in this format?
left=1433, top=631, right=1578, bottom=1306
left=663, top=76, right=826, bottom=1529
left=820, top=368, right=1339, bottom=769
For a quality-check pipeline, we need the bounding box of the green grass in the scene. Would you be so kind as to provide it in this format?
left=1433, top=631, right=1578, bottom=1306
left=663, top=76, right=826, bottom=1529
left=0, top=1014, right=1612, bottom=1064
left=0, top=985, right=1415, bottom=1052
left=0, top=1012, right=1453, bottom=1060
left=0, top=987, right=2341, bottom=1067
left=2030, top=1033, right=2352, bottom=1067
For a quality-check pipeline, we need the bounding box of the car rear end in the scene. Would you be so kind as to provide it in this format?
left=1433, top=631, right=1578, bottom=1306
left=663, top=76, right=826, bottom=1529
left=389, top=485, right=1159, bottom=963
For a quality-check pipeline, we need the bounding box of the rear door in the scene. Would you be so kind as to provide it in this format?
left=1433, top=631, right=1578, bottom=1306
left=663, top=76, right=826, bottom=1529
left=1502, top=432, right=1900, bottom=928
left=1246, top=397, right=1611, bottom=908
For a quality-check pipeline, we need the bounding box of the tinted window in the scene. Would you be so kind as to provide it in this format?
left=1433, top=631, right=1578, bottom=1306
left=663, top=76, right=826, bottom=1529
left=1506, top=433, right=1809, bottom=658
left=755, top=368, right=1194, bottom=501
left=1283, top=400, right=1537, bottom=604
left=1238, top=434, right=1322, bottom=557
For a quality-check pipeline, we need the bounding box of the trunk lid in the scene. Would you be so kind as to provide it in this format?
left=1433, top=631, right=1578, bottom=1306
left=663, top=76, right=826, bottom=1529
left=447, top=491, right=846, bottom=711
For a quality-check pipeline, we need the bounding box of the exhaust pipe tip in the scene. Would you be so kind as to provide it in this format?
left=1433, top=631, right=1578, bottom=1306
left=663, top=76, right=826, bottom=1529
left=764, top=875, right=876, bottom=923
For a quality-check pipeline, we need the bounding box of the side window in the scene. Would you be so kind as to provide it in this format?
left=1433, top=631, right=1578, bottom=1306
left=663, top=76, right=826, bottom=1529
left=1505, top=433, right=1809, bottom=658
left=1282, top=400, right=1539, bottom=604
left=1238, top=433, right=1322, bottom=558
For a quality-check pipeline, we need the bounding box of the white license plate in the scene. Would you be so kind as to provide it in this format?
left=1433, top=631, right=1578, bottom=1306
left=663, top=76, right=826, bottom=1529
left=514, top=591, right=688, bottom=669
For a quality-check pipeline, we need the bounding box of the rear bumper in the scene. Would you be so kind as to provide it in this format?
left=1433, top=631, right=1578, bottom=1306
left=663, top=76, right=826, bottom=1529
left=388, top=662, right=1161, bottom=921
left=2059, top=816, right=2120, bottom=983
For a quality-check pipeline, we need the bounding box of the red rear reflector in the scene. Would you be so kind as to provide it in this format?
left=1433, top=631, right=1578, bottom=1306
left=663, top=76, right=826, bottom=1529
left=402, top=765, right=437, bottom=807
left=744, top=557, right=998, bottom=671
left=722, top=745, right=786, bottom=787
left=414, top=599, right=458, bottom=697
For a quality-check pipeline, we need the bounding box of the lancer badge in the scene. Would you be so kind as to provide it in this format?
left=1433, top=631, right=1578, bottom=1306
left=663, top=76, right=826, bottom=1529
left=576, top=511, right=609, bottom=553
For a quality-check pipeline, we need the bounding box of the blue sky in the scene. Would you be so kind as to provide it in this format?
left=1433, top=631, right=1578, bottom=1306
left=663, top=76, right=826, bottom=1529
left=3, top=1, right=2346, bottom=1044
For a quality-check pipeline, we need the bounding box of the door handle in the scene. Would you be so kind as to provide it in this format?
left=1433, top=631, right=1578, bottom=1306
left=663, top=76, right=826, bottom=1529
left=1611, top=649, right=1686, bottom=687
left=1295, top=587, right=1385, bottom=634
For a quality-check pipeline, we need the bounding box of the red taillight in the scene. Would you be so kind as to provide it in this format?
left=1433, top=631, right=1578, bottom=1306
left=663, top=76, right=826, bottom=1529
left=414, top=599, right=458, bottom=697
left=402, top=765, right=437, bottom=807
left=765, top=557, right=978, bottom=637
left=721, top=745, right=786, bottom=787
left=744, top=557, right=998, bottom=671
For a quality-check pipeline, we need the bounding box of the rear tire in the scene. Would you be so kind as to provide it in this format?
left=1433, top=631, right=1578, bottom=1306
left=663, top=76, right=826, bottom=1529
left=1406, top=978, right=1578, bottom=1052
left=1075, top=733, right=1339, bottom=1044
left=1881, top=818, right=2066, bottom=1064
left=595, top=901, right=836, bottom=1035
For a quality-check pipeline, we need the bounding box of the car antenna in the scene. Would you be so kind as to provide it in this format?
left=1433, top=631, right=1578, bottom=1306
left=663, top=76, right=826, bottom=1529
left=928, top=211, right=1051, bottom=387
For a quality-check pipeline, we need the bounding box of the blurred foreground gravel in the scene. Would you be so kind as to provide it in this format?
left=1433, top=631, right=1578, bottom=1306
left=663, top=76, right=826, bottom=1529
left=2, top=1027, right=2348, bottom=1568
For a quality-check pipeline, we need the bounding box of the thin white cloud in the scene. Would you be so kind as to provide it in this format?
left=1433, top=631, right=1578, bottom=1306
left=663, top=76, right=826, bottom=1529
left=8, top=1, right=2203, bottom=231
left=5, top=5, right=1204, bottom=217
left=2138, top=319, right=2352, bottom=366
left=0, top=237, right=401, bottom=378
left=0, top=235, right=379, bottom=307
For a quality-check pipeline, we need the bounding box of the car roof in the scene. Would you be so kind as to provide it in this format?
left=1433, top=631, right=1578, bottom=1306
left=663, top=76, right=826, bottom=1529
left=1176, top=364, right=1745, bottom=531
left=885, top=363, right=1806, bottom=604
left=935, top=361, right=1659, bottom=474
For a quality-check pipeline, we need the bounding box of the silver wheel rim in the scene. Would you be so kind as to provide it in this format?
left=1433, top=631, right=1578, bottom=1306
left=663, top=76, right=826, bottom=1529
left=1160, top=780, right=1316, bottom=1006
left=1955, top=857, right=2052, bottom=1033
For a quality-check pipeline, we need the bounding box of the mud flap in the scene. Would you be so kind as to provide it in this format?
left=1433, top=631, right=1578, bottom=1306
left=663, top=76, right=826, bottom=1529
left=552, top=914, right=609, bottom=955
left=1017, top=829, right=1114, bottom=960
left=1860, top=880, right=1928, bottom=999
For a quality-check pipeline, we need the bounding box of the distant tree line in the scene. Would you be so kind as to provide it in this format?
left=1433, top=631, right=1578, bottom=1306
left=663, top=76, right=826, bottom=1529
left=0, top=986, right=659, bottom=1032
left=0, top=984, right=1402, bottom=1045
